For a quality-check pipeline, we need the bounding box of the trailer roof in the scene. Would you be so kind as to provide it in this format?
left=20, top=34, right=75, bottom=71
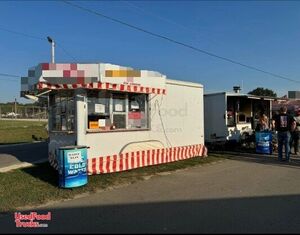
left=166, top=79, right=203, bottom=88
left=21, top=62, right=168, bottom=96
left=204, top=91, right=275, bottom=100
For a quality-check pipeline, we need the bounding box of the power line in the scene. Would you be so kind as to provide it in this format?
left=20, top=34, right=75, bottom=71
left=0, top=25, right=45, bottom=41
left=0, top=73, right=20, bottom=78
left=0, top=79, right=19, bottom=83
left=123, top=1, right=224, bottom=47
left=123, top=1, right=183, bottom=27
left=56, top=42, right=77, bottom=61
left=123, top=1, right=207, bottom=35
left=0, top=25, right=77, bottom=61
left=0, top=73, right=20, bottom=82
left=63, top=1, right=300, bottom=84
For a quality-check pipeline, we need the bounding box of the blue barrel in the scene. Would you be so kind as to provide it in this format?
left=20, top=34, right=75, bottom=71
left=58, top=145, right=88, bottom=188
left=255, top=131, right=272, bottom=154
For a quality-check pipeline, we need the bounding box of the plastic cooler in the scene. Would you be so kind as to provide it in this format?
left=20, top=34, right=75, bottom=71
left=58, top=145, right=88, bottom=188
left=255, top=131, right=272, bottom=154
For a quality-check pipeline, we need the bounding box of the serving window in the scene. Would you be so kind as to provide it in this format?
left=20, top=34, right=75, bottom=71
left=87, top=90, right=111, bottom=130
left=87, top=91, right=149, bottom=131
left=128, top=93, right=148, bottom=129
left=226, top=96, right=253, bottom=127
left=49, top=91, right=75, bottom=132
left=112, top=93, right=126, bottom=129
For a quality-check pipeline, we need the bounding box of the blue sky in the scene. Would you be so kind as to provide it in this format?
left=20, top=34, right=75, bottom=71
left=0, top=1, right=300, bottom=103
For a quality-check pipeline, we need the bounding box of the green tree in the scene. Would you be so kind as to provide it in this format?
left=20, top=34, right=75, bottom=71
left=248, top=87, right=277, bottom=97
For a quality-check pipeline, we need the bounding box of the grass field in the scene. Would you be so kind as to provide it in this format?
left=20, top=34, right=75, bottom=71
left=0, top=120, right=48, bottom=144
left=0, top=154, right=225, bottom=213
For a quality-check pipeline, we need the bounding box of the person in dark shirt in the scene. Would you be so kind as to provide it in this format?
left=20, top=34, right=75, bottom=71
left=274, top=106, right=296, bottom=162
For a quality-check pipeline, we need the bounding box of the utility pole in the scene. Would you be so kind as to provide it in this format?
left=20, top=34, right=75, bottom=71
left=14, top=98, right=17, bottom=114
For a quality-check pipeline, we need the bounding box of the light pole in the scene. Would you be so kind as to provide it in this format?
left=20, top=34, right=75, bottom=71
left=14, top=98, right=17, bottom=115
left=47, top=36, right=55, bottom=63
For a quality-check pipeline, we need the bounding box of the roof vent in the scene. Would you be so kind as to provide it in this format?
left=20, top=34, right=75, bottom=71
left=233, top=86, right=241, bottom=93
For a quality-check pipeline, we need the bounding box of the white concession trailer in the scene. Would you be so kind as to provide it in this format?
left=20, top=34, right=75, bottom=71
left=21, top=62, right=207, bottom=174
left=204, top=89, right=274, bottom=144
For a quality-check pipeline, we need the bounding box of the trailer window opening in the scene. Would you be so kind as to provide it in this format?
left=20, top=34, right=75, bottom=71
left=87, top=91, right=149, bottom=131
left=237, top=98, right=252, bottom=124
left=49, top=91, right=75, bottom=132
left=112, top=93, right=126, bottom=129
left=87, top=90, right=111, bottom=130
left=227, top=97, right=253, bottom=126
left=227, top=97, right=236, bottom=127
left=128, top=93, right=148, bottom=129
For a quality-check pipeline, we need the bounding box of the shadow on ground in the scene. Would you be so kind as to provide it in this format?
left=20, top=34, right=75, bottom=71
left=210, top=150, right=300, bottom=169
left=21, top=162, right=58, bottom=187
left=1, top=194, right=300, bottom=234
left=0, top=142, right=48, bottom=168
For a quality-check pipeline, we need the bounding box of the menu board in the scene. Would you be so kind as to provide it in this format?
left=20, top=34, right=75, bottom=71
left=114, top=99, right=125, bottom=112
left=95, top=104, right=105, bottom=113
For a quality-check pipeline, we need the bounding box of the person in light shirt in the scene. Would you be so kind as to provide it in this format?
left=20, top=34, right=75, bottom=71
left=259, top=112, right=269, bottom=131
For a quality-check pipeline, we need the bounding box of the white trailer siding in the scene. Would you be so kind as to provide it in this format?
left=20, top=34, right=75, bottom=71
left=83, top=79, right=206, bottom=174
left=85, top=79, right=204, bottom=159
left=47, top=79, right=207, bottom=174
left=204, top=93, right=227, bottom=142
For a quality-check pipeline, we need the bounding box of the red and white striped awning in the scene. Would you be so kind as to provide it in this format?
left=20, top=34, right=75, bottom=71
left=37, top=82, right=166, bottom=95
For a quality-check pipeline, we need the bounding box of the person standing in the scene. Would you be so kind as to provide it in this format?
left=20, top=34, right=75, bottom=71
left=274, top=106, right=296, bottom=162
left=290, top=109, right=300, bottom=155
left=259, top=112, right=269, bottom=131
